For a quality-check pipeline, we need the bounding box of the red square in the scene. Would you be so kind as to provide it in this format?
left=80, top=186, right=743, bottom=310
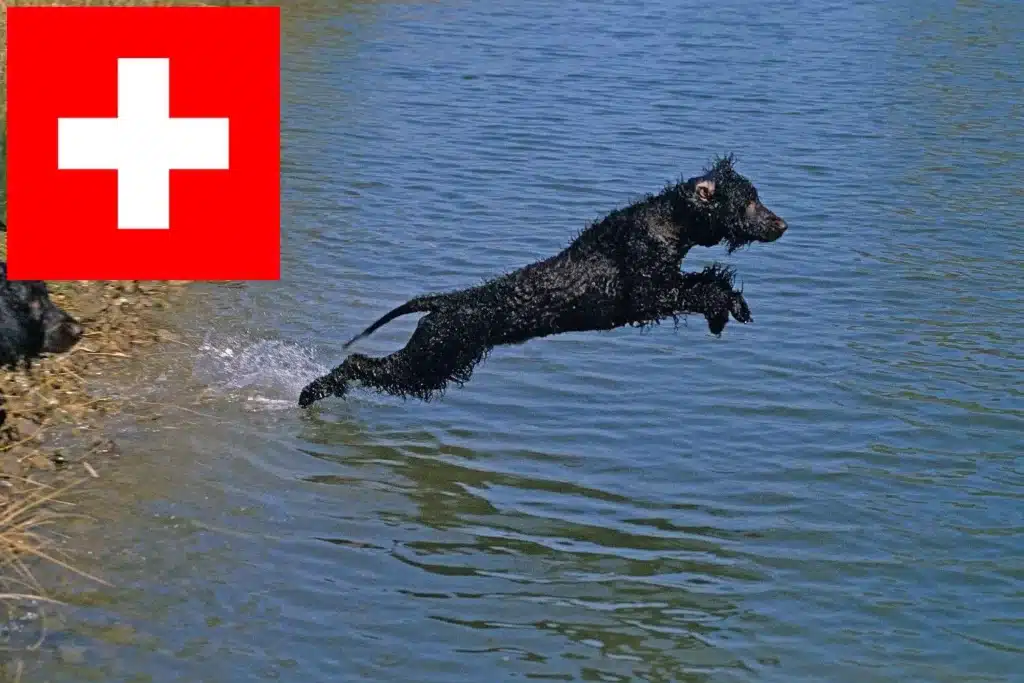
left=6, top=6, right=280, bottom=280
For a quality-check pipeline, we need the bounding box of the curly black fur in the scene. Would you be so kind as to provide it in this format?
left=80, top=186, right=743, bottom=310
left=299, top=156, right=787, bottom=407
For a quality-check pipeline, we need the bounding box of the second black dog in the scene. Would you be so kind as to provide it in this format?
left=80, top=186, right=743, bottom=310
left=0, top=262, right=85, bottom=368
left=299, top=155, right=787, bottom=407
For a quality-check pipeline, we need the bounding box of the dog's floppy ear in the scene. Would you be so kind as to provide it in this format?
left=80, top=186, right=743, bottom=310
left=695, top=179, right=716, bottom=202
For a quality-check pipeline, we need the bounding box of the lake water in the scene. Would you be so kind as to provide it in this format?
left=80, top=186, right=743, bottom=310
left=15, top=0, right=1024, bottom=681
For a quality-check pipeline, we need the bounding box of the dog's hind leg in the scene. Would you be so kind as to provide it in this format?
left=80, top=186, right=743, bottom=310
left=667, top=264, right=752, bottom=336
left=298, top=362, right=352, bottom=407
left=299, top=310, right=493, bottom=407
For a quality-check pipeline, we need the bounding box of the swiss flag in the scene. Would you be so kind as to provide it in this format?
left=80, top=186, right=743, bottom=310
left=6, top=6, right=280, bottom=280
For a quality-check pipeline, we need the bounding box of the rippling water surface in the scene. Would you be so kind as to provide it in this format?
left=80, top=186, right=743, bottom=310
left=17, top=0, right=1024, bottom=681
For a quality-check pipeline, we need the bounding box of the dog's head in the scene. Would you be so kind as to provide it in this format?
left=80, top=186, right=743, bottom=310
left=672, top=155, right=787, bottom=253
left=0, top=263, right=84, bottom=354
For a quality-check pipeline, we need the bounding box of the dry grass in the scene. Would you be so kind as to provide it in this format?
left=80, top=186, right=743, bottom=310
left=0, top=478, right=111, bottom=683
left=0, top=477, right=109, bottom=600
left=0, top=476, right=109, bottom=665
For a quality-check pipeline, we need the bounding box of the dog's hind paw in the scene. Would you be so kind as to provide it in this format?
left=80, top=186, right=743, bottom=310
left=299, top=375, right=346, bottom=408
left=298, top=382, right=325, bottom=408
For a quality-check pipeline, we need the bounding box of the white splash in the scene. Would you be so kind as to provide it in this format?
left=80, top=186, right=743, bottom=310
left=193, top=333, right=329, bottom=411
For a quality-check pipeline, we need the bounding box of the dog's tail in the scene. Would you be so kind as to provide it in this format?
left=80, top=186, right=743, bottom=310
left=343, top=294, right=447, bottom=349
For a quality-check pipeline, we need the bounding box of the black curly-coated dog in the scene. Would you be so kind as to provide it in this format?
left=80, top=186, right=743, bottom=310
left=0, top=260, right=84, bottom=369
left=299, top=155, right=787, bottom=407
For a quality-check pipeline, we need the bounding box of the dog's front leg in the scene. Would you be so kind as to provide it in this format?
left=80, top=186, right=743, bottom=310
left=668, top=264, right=752, bottom=336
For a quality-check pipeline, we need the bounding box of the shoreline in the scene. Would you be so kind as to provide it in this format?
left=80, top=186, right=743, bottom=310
left=0, top=230, right=193, bottom=624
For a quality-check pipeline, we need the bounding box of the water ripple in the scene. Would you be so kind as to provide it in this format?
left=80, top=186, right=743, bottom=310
left=25, top=0, right=1024, bottom=681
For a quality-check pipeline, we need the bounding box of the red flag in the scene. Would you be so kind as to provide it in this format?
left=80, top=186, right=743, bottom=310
left=6, top=6, right=281, bottom=280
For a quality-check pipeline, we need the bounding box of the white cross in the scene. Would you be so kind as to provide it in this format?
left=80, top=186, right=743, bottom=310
left=57, top=58, right=230, bottom=230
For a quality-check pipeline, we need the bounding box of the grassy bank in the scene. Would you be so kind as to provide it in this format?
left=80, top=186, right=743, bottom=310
left=0, top=0, right=263, bottom=654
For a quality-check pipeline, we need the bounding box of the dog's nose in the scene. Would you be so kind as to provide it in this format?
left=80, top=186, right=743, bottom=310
left=773, top=216, right=787, bottom=234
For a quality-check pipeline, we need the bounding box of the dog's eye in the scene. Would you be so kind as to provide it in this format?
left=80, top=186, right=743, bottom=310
left=696, top=181, right=715, bottom=201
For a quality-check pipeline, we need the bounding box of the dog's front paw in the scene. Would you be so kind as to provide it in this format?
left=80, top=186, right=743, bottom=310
left=729, top=292, right=752, bottom=324
left=706, top=310, right=729, bottom=336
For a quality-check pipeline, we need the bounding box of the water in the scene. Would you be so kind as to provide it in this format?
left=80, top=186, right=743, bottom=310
left=14, top=0, right=1024, bottom=680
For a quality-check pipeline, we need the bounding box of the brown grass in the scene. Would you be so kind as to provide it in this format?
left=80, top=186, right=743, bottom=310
left=0, top=476, right=109, bottom=661
left=0, top=477, right=109, bottom=598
